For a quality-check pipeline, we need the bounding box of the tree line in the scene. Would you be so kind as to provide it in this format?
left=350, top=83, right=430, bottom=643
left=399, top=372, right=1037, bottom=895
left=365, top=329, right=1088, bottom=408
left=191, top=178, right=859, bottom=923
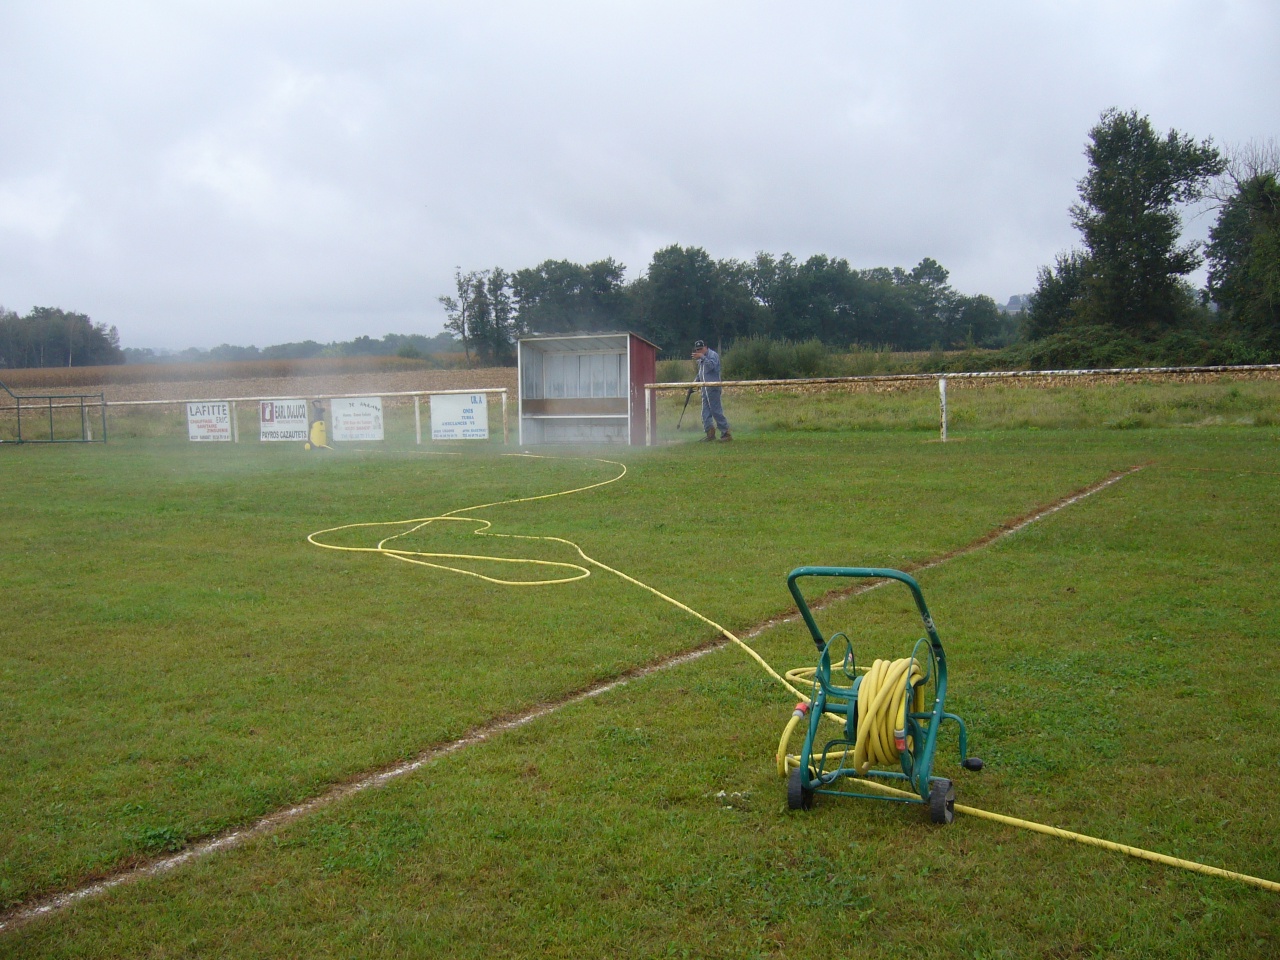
left=0, top=306, right=124, bottom=369
left=439, top=249, right=1015, bottom=365
left=442, top=109, right=1277, bottom=369
left=122, top=330, right=460, bottom=364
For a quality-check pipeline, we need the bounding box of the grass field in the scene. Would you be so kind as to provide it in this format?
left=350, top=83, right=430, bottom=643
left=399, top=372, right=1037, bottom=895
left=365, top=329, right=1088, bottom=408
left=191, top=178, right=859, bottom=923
left=2, top=384, right=1279, bottom=956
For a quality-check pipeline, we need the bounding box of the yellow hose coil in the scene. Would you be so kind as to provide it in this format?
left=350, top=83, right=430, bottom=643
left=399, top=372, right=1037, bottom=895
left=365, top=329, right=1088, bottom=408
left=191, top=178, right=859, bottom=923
left=853, top=657, right=923, bottom=775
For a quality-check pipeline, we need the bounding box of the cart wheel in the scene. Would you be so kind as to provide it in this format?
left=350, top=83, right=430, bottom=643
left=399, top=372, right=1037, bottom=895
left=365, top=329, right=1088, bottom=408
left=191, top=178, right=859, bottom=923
left=787, top=767, right=814, bottom=811
left=929, top=778, right=955, bottom=825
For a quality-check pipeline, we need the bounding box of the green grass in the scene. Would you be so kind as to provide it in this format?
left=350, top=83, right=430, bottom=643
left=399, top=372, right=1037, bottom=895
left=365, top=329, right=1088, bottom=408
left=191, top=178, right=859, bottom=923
left=2, top=386, right=1279, bottom=955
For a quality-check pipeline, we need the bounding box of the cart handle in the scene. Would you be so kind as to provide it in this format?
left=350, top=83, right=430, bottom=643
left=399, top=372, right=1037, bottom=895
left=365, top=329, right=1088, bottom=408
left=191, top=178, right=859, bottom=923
left=786, top=566, right=942, bottom=653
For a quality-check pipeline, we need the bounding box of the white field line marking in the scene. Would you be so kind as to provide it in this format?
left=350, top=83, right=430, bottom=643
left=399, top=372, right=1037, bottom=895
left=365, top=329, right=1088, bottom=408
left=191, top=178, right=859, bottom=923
left=0, top=464, right=1144, bottom=933
left=739, top=464, right=1145, bottom=639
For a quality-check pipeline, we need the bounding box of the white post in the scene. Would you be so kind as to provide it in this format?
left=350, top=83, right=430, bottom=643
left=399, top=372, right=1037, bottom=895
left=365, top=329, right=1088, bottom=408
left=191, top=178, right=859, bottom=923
left=501, top=390, right=509, bottom=445
left=939, top=377, right=948, bottom=442
left=414, top=396, right=422, bottom=445
left=231, top=401, right=239, bottom=442
left=644, top=387, right=652, bottom=446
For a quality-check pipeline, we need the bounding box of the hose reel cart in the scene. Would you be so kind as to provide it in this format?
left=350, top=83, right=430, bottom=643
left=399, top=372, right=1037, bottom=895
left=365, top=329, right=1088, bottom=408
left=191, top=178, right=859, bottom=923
left=783, top=567, right=983, bottom=823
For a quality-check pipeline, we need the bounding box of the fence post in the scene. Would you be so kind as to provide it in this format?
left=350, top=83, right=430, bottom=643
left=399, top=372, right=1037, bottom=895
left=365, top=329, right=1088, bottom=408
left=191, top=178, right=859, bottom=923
left=231, top=401, right=239, bottom=442
left=939, top=377, right=948, bottom=442
left=415, top=396, right=422, bottom=445
left=645, top=386, right=652, bottom=446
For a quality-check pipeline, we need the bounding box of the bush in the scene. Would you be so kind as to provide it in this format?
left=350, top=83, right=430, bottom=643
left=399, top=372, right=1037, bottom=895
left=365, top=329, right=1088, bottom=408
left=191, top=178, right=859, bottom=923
left=999, top=325, right=1146, bottom=370
left=723, top=337, right=832, bottom=380
left=656, top=358, right=694, bottom=383
left=831, top=345, right=901, bottom=376
left=997, top=319, right=1280, bottom=371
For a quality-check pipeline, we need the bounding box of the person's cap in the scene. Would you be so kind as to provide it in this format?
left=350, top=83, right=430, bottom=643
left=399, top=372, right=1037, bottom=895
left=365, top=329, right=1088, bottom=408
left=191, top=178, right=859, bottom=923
left=693, top=340, right=705, bottom=349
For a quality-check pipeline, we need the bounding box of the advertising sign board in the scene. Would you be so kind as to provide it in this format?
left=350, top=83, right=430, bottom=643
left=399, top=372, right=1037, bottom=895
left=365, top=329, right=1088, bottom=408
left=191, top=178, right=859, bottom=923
left=331, top=397, right=384, bottom=441
left=186, top=401, right=232, bottom=441
left=431, top=393, right=489, bottom=440
left=258, top=399, right=309, bottom=442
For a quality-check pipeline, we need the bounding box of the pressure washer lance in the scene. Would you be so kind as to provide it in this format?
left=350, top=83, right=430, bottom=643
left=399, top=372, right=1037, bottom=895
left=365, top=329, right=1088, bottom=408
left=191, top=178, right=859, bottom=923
left=675, top=384, right=695, bottom=430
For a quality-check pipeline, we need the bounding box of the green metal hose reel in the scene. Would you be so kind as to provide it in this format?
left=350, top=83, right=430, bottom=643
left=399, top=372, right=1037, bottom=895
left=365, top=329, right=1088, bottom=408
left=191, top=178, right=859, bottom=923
left=785, top=566, right=983, bottom=823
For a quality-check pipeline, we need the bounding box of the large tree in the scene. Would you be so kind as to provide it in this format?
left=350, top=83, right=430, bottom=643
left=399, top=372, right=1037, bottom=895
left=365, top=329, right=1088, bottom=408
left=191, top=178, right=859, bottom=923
left=481, top=267, right=519, bottom=365
left=510, top=258, right=629, bottom=333
left=437, top=268, right=483, bottom=364
left=1031, top=109, right=1223, bottom=338
left=638, top=244, right=758, bottom=353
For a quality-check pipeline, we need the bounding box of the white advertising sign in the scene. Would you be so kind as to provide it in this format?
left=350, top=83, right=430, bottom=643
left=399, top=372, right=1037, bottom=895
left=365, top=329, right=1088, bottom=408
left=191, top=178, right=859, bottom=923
left=431, top=393, right=489, bottom=440
left=186, top=401, right=232, bottom=441
left=331, top=397, right=384, bottom=441
left=258, top=399, right=309, bottom=442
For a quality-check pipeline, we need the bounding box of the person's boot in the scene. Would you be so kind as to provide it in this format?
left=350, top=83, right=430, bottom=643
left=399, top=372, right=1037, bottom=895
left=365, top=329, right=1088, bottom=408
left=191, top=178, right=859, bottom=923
left=718, top=430, right=732, bottom=441
left=701, top=427, right=716, bottom=442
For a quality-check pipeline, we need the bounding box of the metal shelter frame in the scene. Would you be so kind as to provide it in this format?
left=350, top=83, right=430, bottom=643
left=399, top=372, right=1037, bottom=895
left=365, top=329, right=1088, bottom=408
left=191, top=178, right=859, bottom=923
left=0, top=378, right=107, bottom=443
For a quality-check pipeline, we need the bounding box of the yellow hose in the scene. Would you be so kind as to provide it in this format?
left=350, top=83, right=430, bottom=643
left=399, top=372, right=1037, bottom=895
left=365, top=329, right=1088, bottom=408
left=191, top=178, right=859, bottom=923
left=310, top=452, right=1280, bottom=894
left=779, top=769, right=1280, bottom=894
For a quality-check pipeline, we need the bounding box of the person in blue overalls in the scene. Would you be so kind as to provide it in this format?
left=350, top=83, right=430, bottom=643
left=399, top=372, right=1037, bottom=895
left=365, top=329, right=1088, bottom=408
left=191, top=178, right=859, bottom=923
left=692, top=339, right=731, bottom=442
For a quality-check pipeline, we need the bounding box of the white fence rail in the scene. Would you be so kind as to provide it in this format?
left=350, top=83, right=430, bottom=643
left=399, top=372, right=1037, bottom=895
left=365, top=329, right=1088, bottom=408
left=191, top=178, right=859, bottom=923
left=643, top=364, right=1280, bottom=444
left=4, top=387, right=510, bottom=444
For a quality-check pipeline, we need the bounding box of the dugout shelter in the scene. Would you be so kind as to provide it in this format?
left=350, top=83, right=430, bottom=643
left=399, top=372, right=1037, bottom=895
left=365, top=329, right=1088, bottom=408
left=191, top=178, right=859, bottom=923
left=517, top=332, right=657, bottom=445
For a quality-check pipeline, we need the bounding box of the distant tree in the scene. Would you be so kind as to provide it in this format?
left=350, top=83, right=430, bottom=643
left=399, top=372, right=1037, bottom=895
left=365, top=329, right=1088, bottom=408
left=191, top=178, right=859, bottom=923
left=420, top=330, right=463, bottom=354
left=638, top=245, right=757, bottom=353
left=261, top=340, right=325, bottom=360
left=0, top=306, right=19, bottom=367
left=511, top=258, right=629, bottom=333
left=437, top=268, right=519, bottom=366
left=746, top=252, right=794, bottom=316
left=123, top=346, right=162, bottom=364
left=0, top=306, right=124, bottom=368
left=438, top=268, right=483, bottom=364
left=484, top=267, right=519, bottom=364
left=208, top=343, right=261, bottom=361
left=750, top=254, right=995, bottom=350
left=382, top=331, right=459, bottom=358
left=944, top=293, right=1006, bottom=348
left=466, top=273, right=494, bottom=364
left=903, top=257, right=953, bottom=345
left=340, top=335, right=382, bottom=357
left=1208, top=142, right=1280, bottom=353
left=1025, top=251, right=1094, bottom=339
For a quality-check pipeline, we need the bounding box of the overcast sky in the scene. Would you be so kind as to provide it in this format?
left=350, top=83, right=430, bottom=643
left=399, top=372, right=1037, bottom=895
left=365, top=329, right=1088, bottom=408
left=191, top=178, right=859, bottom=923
left=1, top=1, right=1276, bottom=351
